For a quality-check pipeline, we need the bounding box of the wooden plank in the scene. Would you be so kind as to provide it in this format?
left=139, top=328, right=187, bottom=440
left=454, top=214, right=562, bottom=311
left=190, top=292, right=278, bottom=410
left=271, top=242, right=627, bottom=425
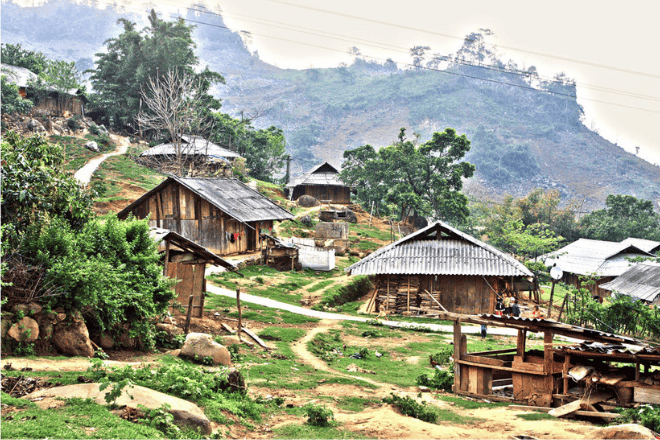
left=456, top=359, right=547, bottom=375
left=543, top=331, right=554, bottom=375
left=517, top=330, right=526, bottom=361
left=634, top=387, right=660, bottom=404
left=463, top=354, right=505, bottom=367
left=548, top=399, right=582, bottom=417
left=468, top=366, right=479, bottom=394
left=221, top=323, right=236, bottom=334
left=241, top=327, right=270, bottom=350
left=573, top=410, right=621, bottom=419
left=468, top=348, right=518, bottom=356
left=582, top=392, right=612, bottom=405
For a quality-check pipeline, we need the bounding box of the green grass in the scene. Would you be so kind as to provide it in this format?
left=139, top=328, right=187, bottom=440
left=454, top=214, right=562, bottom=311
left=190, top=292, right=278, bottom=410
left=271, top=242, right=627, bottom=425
left=204, top=293, right=319, bottom=325
left=307, top=279, right=336, bottom=293
left=437, top=395, right=509, bottom=409
left=0, top=394, right=165, bottom=439
left=516, top=412, right=557, bottom=421
left=273, top=422, right=370, bottom=439
left=336, top=396, right=380, bottom=412
left=50, top=135, right=115, bottom=173
left=0, top=369, right=95, bottom=386
left=258, top=327, right=306, bottom=343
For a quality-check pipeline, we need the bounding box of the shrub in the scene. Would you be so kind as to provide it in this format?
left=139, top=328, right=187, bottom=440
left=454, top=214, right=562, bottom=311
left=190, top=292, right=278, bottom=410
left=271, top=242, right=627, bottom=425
left=383, top=393, right=437, bottom=423
left=429, top=346, right=453, bottom=366
left=67, top=115, right=82, bottom=130
left=416, top=368, right=454, bottom=391
left=617, top=404, right=660, bottom=432
left=303, top=403, right=334, bottom=427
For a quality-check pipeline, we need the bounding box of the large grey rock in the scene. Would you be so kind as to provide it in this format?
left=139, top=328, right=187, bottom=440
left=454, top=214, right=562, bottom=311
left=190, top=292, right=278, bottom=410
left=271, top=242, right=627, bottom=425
left=590, top=424, right=657, bottom=440
left=26, top=119, right=46, bottom=132
left=180, top=333, right=232, bottom=366
left=84, top=141, right=99, bottom=152
left=22, top=383, right=211, bottom=435
left=51, top=318, right=94, bottom=357
left=8, top=317, right=40, bottom=342
left=299, top=215, right=313, bottom=226
left=297, top=195, right=320, bottom=207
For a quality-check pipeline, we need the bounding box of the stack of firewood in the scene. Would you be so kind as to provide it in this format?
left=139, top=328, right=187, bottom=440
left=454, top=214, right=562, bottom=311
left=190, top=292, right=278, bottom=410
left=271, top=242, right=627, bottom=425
left=374, top=275, right=421, bottom=312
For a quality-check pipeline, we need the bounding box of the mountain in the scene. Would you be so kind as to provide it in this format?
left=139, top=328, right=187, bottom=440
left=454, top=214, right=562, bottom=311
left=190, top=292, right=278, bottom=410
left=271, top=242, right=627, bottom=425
left=3, top=0, right=659, bottom=210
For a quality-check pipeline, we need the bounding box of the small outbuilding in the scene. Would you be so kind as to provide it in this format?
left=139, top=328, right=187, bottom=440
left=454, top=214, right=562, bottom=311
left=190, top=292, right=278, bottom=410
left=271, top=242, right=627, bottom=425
left=118, top=176, right=294, bottom=256
left=151, top=227, right=235, bottom=318
left=346, top=221, right=534, bottom=315
left=286, top=162, right=351, bottom=204
left=542, top=239, right=655, bottom=297
left=600, top=261, right=660, bottom=306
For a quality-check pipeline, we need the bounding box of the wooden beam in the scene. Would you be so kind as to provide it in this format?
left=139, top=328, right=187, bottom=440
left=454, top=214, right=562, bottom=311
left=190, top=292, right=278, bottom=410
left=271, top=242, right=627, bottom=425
left=221, top=323, right=236, bottom=334
left=468, top=348, right=518, bottom=356
left=455, top=359, right=548, bottom=375
left=517, top=329, right=527, bottom=362
left=241, top=327, right=270, bottom=350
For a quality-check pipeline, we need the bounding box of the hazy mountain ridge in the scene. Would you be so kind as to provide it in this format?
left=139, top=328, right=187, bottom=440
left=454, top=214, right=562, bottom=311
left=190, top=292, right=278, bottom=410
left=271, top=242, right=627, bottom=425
left=2, top=0, right=659, bottom=210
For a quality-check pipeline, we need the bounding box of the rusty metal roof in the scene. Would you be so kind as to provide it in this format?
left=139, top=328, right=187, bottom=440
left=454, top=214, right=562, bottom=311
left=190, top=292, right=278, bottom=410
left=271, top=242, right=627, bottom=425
left=543, top=238, right=653, bottom=277
left=346, top=221, right=533, bottom=277
left=118, top=177, right=294, bottom=223
left=600, top=261, right=660, bottom=303
left=286, top=162, right=347, bottom=188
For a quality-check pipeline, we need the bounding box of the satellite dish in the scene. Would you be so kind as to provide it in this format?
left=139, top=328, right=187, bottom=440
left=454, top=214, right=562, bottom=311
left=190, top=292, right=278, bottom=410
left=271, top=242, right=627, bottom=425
left=550, top=266, right=563, bottom=281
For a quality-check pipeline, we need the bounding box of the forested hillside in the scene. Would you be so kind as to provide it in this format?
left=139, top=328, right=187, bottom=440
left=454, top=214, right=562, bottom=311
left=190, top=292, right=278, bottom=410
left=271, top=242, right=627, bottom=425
left=3, top=0, right=659, bottom=209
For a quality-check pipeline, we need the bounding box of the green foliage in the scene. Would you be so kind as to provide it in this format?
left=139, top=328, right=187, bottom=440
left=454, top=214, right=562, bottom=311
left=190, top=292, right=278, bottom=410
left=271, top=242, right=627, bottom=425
left=341, top=127, right=474, bottom=224
left=14, top=341, right=35, bottom=356
left=99, top=377, right=134, bottom=405
left=516, top=412, right=557, bottom=421
left=616, top=404, right=660, bottom=432
left=1, top=75, right=33, bottom=115
left=1, top=43, right=49, bottom=74
left=382, top=393, right=438, bottom=423
left=429, top=346, right=453, bottom=366
left=318, top=276, right=373, bottom=308
left=87, top=10, right=223, bottom=132
left=302, top=403, right=334, bottom=427
left=23, top=215, right=175, bottom=348
left=28, top=60, right=83, bottom=113
left=437, top=395, right=509, bottom=409
left=469, top=126, right=539, bottom=183
left=138, top=404, right=181, bottom=438
left=580, top=194, right=660, bottom=242
left=415, top=368, right=454, bottom=391
left=1, top=133, right=95, bottom=251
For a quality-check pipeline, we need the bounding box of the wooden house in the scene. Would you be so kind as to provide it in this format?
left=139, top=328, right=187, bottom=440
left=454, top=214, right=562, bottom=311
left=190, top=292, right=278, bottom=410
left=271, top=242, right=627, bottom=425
left=1, top=63, right=86, bottom=116
left=118, top=177, right=294, bottom=256
left=151, top=227, right=235, bottom=318
left=600, top=261, right=660, bottom=306
left=447, top=313, right=660, bottom=411
left=346, top=221, right=534, bottom=315
left=542, top=239, right=655, bottom=298
left=286, top=162, right=351, bottom=204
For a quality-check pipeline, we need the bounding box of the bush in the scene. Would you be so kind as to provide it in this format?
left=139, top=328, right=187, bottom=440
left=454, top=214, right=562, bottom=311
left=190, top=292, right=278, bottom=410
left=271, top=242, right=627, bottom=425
left=429, top=347, right=453, bottom=366
left=617, top=404, right=660, bottom=432
left=303, top=403, right=334, bottom=427
left=67, top=115, right=82, bottom=131
left=416, top=368, right=454, bottom=392
left=1, top=76, right=33, bottom=115
left=383, top=393, right=437, bottom=423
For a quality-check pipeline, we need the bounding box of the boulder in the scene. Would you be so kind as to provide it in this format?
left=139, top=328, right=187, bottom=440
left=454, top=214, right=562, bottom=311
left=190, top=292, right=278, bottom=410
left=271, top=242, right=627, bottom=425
left=84, top=141, right=99, bottom=152
left=23, top=383, right=211, bottom=435
left=156, top=323, right=184, bottom=336
left=98, top=333, right=115, bottom=349
left=299, top=215, right=313, bottom=226
left=51, top=319, right=94, bottom=357
left=38, top=320, right=54, bottom=340
left=12, top=303, right=42, bottom=316
left=297, top=195, right=320, bottom=208
left=1, top=316, right=12, bottom=339
left=180, top=333, right=232, bottom=366
left=342, top=208, right=358, bottom=223
left=26, top=119, right=46, bottom=132
left=8, top=317, right=40, bottom=342
left=590, top=424, right=657, bottom=440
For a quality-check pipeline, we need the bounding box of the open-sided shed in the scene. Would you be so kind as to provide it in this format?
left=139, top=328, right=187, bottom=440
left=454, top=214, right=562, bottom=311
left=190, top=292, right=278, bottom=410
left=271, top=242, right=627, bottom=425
left=346, top=221, right=534, bottom=315
left=118, top=176, right=294, bottom=256
left=286, top=162, right=351, bottom=204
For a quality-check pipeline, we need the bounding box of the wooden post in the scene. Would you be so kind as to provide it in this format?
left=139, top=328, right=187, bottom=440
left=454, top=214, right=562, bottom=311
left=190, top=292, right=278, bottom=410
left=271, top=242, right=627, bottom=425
left=517, top=329, right=527, bottom=362
left=563, top=354, right=571, bottom=398
left=163, top=240, right=171, bottom=276
left=236, top=288, right=243, bottom=341
left=557, top=294, right=569, bottom=321
left=184, top=294, right=194, bottom=334
left=547, top=280, right=556, bottom=318
left=407, top=278, right=410, bottom=312
left=543, top=332, right=554, bottom=375
left=453, top=319, right=462, bottom=392
left=386, top=275, right=390, bottom=311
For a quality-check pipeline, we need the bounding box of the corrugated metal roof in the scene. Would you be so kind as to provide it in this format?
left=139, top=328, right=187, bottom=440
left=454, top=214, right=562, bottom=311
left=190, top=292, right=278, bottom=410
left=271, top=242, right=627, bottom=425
left=620, top=237, right=660, bottom=254
left=118, top=177, right=294, bottom=223
left=543, top=238, right=653, bottom=276
left=600, top=262, right=660, bottom=302
left=1, top=63, right=81, bottom=95
left=286, top=162, right=347, bottom=188
left=140, top=135, right=242, bottom=160
left=347, top=221, right=533, bottom=277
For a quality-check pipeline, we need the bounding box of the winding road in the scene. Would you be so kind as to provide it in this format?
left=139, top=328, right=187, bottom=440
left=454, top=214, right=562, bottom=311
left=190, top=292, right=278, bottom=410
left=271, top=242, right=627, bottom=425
left=74, top=134, right=130, bottom=185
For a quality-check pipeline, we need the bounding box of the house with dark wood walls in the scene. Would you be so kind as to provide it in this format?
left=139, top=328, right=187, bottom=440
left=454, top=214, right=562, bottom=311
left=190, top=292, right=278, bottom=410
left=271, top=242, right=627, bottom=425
left=346, top=221, right=534, bottom=315
left=118, top=177, right=294, bottom=256
left=286, top=162, right=351, bottom=204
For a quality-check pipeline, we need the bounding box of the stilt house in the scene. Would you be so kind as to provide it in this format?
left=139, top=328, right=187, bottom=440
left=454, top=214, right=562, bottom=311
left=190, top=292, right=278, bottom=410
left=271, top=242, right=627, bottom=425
left=542, top=239, right=655, bottom=298
left=286, top=162, right=351, bottom=204
left=346, top=221, right=534, bottom=315
left=118, top=177, right=294, bottom=256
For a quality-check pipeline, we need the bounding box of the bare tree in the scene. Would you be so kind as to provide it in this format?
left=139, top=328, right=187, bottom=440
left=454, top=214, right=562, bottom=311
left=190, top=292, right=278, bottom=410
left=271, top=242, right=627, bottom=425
left=136, top=69, right=213, bottom=176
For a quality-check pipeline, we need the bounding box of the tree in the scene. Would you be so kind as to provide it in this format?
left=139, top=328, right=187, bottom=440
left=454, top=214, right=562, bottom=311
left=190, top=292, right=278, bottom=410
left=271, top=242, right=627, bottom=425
left=88, top=10, right=223, bottom=132
left=1, top=75, right=33, bottom=115
left=579, top=194, right=660, bottom=242
left=0, top=43, right=48, bottom=74
left=29, top=60, right=83, bottom=114
left=516, top=188, right=580, bottom=242
left=340, top=127, right=475, bottom=225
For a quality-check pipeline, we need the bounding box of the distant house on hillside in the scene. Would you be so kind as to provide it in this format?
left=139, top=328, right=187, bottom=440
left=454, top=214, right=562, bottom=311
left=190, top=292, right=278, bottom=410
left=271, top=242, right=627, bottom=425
left=139, top=135, right=242, bottom=176
left=542, top=238, right=655, bottom=297
left=286, top=162, right=351, bottom=204
left=346, top=221, right=534, bottom=315
left=117, top=176, right=294, bottom=256
left=1, top=63, right=86, bottom=116
left=600, top=261, right=660, bottom=306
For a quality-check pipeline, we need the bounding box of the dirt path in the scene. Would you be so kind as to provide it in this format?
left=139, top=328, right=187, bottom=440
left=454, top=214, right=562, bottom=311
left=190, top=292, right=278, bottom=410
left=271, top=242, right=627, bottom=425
left=74, top=134, right=130, bottom=185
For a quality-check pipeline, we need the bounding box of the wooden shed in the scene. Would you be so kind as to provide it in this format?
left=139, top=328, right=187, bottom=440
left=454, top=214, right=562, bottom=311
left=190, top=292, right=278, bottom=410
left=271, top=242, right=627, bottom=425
left=286, top=162, right=351, bottom=204
left=118, top=177, right=294, bottom=256
left=447, top=313, right=660, bottom=412
left=151, top=228, right=235, bottom=318
left=346, top=221, right=534, bottom=315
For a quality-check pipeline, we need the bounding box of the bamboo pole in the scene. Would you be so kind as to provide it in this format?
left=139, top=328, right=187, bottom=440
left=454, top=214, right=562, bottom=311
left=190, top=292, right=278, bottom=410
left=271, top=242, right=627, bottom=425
left=547, top=279, right=556, bottom=318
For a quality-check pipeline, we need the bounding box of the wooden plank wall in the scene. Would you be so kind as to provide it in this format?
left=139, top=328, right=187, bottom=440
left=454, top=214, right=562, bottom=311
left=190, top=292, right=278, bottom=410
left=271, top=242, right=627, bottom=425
left=420, top=275, right=497, bottom=315
left=293, top=185, right=350, bottom=204
left=167, top=261, right=205, bottom=318
left=128, top=181, right=270, bottom=256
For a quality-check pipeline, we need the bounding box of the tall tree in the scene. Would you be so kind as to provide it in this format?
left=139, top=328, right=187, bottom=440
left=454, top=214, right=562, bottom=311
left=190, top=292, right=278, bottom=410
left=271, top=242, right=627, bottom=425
left=579, top=194, right=660, bottom=242
left=88, top=10, right=223, bottom=132
left=340, top=127, right=475, bottom=225
left=0, top=43, right=49, bottom=74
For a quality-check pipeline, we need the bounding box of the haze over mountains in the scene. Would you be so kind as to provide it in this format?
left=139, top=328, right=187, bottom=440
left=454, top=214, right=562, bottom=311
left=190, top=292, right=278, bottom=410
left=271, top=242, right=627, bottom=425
left=2, top=0, right=659, bottom=210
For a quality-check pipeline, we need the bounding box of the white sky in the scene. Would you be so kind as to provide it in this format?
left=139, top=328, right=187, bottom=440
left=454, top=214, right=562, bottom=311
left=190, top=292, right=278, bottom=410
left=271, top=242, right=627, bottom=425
left=14, top=0, right=660, bottom=165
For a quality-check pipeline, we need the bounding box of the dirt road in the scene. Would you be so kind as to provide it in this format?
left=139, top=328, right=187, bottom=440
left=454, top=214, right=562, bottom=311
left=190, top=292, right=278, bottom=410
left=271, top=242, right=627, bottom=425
left=74, top=134, right=130, bottom=185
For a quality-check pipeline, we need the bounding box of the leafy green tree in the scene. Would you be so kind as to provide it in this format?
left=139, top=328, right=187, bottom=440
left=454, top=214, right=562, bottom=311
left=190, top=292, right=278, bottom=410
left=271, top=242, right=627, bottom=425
left=579, top=194, right=660, bottom=242
left=1, top=75, right=33, bottom=115
left=0, top=43, right=48, bottom=74
left=341, top=127, right=475, bottom=224
left=29, top=60, right=83, bottom=114
left=88, top=10, right=223, bottom=131
left=488, top=218, right=564, bottom=260
left=516, top=188, right=579, bottom=242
